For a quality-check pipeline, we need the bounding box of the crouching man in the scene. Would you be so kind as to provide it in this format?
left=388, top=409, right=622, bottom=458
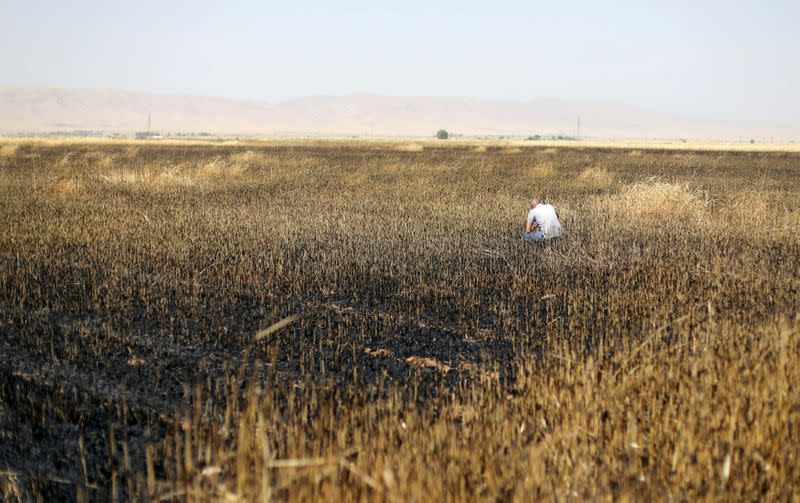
left=522, top=198, right=563, bottom=243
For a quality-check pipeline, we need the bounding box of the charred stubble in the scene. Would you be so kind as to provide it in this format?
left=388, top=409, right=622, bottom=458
left=0, top=140, right=798, bottom=501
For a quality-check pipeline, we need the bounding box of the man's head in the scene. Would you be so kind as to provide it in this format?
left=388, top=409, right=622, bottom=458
left=530, top=198, right=539, bottom=209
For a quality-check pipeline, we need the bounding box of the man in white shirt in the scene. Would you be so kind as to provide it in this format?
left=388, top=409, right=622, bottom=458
left=522, top=199, right=563, bottom=243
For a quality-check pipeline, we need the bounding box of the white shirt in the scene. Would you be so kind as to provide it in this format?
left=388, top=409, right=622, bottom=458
left=527, top=204, right=563, bottom=239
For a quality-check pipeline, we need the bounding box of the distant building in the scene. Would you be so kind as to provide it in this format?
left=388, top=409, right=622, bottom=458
left=135, top=131, right=162, bottom=139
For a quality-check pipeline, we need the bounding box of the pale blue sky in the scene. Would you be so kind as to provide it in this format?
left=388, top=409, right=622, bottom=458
left=1, top=0, right=797, bottom=121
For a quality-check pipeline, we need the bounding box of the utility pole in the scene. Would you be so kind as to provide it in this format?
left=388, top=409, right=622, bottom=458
left=576, top=115, right=581, bottom=140
left=147, top=112, right=151, bottom=134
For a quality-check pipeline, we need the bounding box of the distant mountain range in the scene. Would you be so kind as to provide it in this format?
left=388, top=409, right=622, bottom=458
left=0, top=87, right=796, bottom=140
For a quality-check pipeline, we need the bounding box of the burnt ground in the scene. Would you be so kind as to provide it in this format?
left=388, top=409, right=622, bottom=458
left=0, top=294, right=522, bottom=501
left=6, top=143, right=788, bottom=499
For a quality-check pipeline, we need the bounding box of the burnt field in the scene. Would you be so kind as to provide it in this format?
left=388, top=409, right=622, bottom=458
left=1, top=139, right=799, bottom=501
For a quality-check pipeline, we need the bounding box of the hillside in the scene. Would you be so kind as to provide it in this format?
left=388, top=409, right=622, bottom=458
left=0, top=87, right=795, bottom=140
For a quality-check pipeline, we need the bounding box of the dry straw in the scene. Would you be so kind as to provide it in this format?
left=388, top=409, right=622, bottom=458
left=577, top=166, right=615, bottom=188
left=1, top=139, right=798, bottom=501
left=0, top=144, right=18, bottom=158
left=48, top=178, right=85, bottom=197
left=395, top=143, right=425, bottom=152
left=528, top=162, right=556, bottom=178
left=598, top=179, right=709, bottom=223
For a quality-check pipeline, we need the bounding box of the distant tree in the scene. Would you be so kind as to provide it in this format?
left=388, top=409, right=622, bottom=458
left=436, top=129, right=448, bottom=140
left=750, top=138, right=756, bottom=144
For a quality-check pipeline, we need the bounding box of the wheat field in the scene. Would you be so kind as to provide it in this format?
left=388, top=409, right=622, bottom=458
left=0, top=139, right=798, bottom=501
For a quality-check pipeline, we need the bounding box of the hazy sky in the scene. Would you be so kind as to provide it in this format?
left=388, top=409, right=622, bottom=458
left=1, top=0, right=798, bottom=121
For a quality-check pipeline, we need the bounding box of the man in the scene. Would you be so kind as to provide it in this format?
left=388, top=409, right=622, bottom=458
left=522, top=198, right=563, bottom=243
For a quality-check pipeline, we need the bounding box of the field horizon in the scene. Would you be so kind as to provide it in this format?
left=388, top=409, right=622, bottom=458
left=3, top=135, right=800, bottom=153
